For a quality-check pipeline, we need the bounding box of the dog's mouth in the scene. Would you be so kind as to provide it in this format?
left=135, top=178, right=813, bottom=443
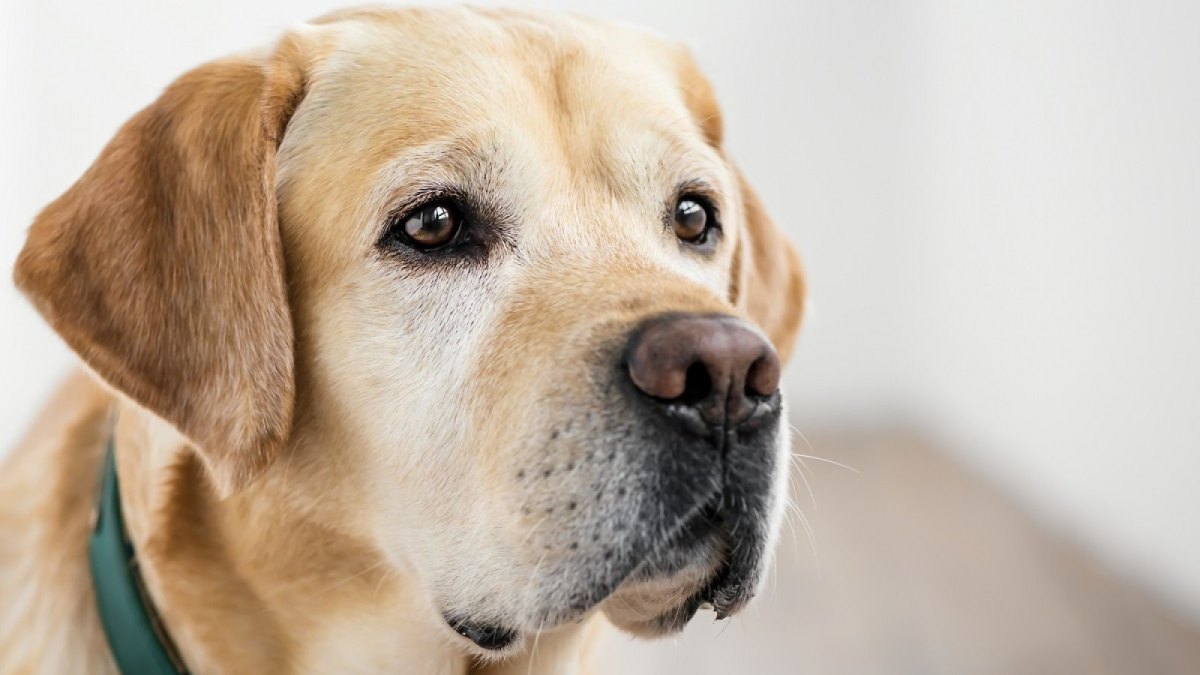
left=443, top=614, right=522, bottom=652
left=442, top=488, right=770, bottom=653
left=598, top=490, right=767, bottom=635
left=438, top=385, right=784, bottom=655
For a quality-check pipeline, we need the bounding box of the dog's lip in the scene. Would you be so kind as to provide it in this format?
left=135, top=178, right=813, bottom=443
left=609, top=489, right=768, bottom=627
left=630, top=492, right=725, bottom=577
left=438, top=494, right=730, bottom=645
left=601, top=531, right=755, bottom=636
left=443, top=614, right=520, bottom=652
left=591, top=492, right=731, bottom=617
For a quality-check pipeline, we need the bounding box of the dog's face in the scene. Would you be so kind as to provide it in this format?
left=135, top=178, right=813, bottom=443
left=14, top=6, right=804, bottom=658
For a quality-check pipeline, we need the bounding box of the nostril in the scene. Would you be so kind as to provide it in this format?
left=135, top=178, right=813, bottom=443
left=678, top=361, right=713, bottom=405
left=745, top=352, right=782, bottom=398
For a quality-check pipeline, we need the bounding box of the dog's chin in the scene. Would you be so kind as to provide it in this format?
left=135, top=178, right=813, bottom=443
left=599, top=562, right=717, bottom=637
left=439, top=530, right=766, bottom=655
left=606, top=515, right=780, bottom=639
left=599, top=516, right=759, bottom=637
left=438, top=472, right=777, bottom=652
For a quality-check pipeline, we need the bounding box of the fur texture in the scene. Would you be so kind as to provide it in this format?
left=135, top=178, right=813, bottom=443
left=2, top=7, right=805, bottom=674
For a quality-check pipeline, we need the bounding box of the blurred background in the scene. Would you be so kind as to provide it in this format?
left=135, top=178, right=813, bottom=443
left=2, top=1, right=1198, bottom=673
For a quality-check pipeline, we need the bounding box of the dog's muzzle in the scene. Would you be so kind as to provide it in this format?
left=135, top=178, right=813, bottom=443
left=443, top=312, right=786, bottom=650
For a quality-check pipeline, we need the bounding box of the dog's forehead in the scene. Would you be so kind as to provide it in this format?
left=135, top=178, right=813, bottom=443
left=279, top=7, right=728, bottom=270
left=320, top=11, right=694, bottom=138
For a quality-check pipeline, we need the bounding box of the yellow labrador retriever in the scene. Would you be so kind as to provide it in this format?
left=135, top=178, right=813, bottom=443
left=1, top=6, right=804, bottom=674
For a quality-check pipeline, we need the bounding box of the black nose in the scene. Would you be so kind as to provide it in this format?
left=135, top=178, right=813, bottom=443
left=625, top=313, right=781, bottom=429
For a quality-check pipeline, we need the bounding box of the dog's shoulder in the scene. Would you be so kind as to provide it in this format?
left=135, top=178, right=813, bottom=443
left=0, top=370, right=117, bottom=674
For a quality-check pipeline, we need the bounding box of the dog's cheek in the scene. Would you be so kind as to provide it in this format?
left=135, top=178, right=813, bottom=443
left=751, top=417, right=794, bottom=600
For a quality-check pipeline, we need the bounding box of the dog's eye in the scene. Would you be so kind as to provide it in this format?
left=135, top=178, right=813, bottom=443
left=673, top=196, right=716, bottom=244
left=395, top=201, right=462, bottom=250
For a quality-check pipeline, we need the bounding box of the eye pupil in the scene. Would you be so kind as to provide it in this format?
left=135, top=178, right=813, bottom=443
left=673, top=198, right=710, bottom=243
left=401, top=202, right=460, bottom=248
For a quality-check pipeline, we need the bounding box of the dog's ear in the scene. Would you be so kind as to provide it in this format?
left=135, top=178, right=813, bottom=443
left=13, top=37, right=312, bottom=496
left=674, top=48, right=806, bottom=363
left=730, top=170, right=806, bottom=363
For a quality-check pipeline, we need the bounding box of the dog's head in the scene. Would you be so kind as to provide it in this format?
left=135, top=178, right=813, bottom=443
left=14, top=7, right=804, bottom=657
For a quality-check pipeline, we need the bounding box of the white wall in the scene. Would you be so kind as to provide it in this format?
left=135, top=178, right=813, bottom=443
left=2, top=0, right=1198, bottom=620
left=898, top=2, right=1200, bottom=618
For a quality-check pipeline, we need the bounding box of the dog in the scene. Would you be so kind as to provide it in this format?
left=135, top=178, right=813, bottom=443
left=0, top=6, right=805, bottom=674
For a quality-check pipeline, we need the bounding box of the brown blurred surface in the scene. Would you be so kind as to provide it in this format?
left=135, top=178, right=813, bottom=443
left=595, top=430, right=1200, bottom=674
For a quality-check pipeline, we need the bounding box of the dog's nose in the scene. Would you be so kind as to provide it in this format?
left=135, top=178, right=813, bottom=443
left=625, top=313, right=781, bottom=428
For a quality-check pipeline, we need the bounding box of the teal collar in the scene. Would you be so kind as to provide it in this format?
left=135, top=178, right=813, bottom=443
left=89, top=436, right=189, bottom=674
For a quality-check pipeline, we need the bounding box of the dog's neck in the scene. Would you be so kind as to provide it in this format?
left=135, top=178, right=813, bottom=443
left=111, top=400, right=594, bottom=675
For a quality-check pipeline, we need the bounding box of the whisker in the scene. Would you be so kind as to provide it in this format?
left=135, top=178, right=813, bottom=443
left=789, top=453, right=819, bottom=511
left=784, top=496, right=820, bottom=577
left=518, top=514, right=552, bottom=548
left=309, top=559, right=387, bottom=599
left=793, top=453, right=859, bottom=474
left=372, top=566, right=394, bottom=601
left=788, top=424, right=859, bottom=474
left=526, top=610, right=548, bottom=675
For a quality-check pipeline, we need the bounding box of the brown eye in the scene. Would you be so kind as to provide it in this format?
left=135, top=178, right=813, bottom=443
left=673, top=197, right=712, bottom=243
left=400, top=202, right=461, bottom=249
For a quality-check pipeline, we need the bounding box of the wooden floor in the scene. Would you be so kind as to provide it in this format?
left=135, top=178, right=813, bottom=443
left=595, top=430, right=1200, bottom=674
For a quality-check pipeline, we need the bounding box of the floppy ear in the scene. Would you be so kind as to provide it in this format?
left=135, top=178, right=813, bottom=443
left=13, top=39, right=311, bottom=496
left=731, top=171, right=807, bottom=364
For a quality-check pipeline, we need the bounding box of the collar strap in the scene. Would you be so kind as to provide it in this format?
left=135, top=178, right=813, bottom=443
left=89, top=435, right=189, bottom=674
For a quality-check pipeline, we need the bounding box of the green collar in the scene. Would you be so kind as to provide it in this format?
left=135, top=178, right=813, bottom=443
left=89, top=437, right=189, bottom=674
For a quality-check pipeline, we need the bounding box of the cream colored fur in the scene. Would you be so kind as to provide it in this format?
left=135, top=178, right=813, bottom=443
left=2, top=7, right=804, bottom=674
